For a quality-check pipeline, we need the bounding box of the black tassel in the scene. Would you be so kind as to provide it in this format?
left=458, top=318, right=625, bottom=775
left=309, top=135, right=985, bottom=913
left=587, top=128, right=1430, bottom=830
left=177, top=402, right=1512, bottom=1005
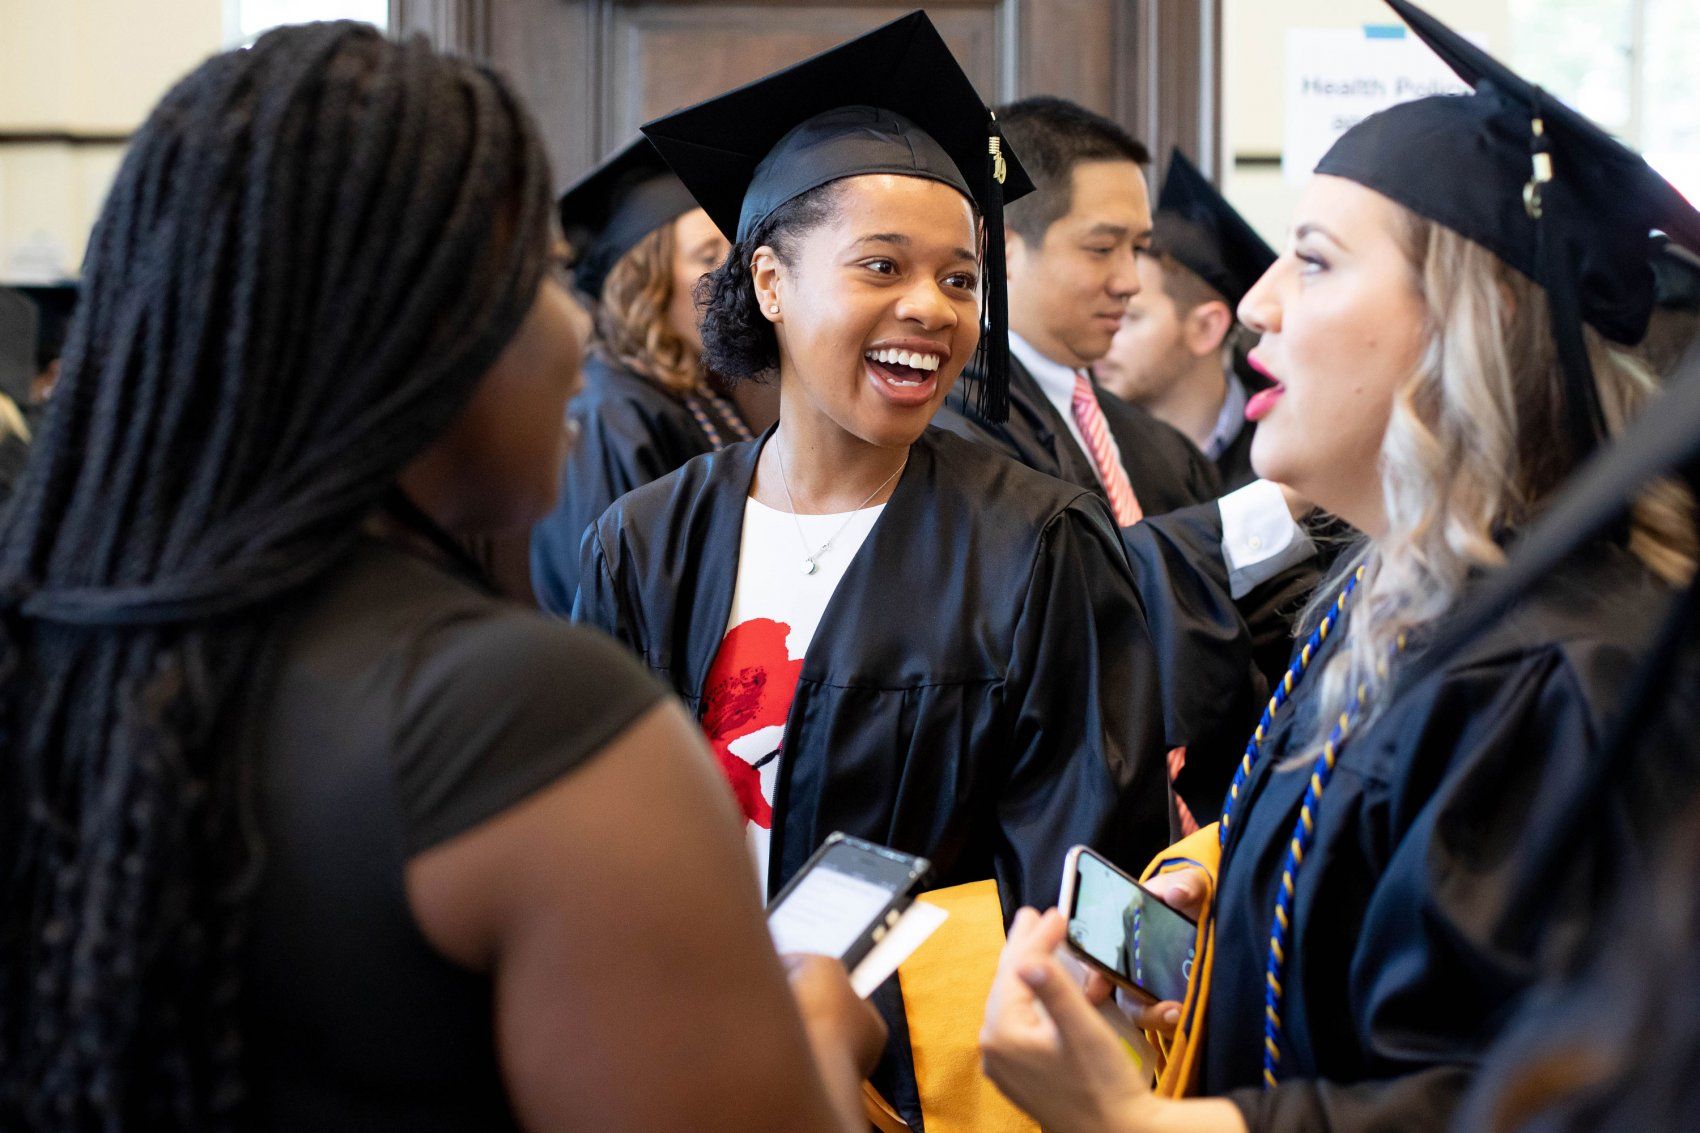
left=1526, top=86, right=1605, bottom=464
left=975, top=114, right=1012, bottom=424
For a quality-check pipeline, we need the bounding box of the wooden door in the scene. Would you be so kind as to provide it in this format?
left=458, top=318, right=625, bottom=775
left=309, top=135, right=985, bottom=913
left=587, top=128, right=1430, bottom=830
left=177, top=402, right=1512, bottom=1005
left=395, top=0, right=1223, bottom=189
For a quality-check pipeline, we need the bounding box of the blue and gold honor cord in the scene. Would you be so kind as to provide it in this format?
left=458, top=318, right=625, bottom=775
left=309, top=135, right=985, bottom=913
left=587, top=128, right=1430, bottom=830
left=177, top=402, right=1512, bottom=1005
left=1213, top=565, right=1407, bottom=1088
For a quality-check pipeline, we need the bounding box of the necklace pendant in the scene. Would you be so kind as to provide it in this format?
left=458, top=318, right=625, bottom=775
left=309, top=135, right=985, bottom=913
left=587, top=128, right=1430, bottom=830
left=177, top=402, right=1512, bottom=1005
left=801, top=558, right=818, bottom=575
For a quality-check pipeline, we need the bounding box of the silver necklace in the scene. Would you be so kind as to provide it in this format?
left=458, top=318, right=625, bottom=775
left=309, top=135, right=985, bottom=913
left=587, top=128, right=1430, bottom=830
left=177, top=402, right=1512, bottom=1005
left=773, top=441, right=906, bottom=576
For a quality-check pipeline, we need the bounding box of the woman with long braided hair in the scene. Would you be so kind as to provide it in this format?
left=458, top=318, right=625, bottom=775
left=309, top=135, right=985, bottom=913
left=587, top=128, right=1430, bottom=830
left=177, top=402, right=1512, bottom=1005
left=0, top=23, right=879, bottom=1133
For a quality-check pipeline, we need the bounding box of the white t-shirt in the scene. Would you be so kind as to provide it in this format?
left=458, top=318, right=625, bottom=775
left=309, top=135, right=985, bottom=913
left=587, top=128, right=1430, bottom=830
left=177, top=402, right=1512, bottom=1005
left=699, top=496, right=885, bottom=891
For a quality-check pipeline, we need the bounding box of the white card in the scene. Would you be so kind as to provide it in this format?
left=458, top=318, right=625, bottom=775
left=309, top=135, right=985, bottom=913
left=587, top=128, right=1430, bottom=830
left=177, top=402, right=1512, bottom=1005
left=849, top=901, right=949, bottom=998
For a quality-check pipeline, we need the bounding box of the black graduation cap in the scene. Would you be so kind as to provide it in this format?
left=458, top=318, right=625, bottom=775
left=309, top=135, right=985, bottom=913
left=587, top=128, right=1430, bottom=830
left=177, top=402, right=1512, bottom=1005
left=12, top=282, right=78, bottom=376
left=1152, top=149, right=1276, bottom=308
left=0, top=286, right=37, bottom=405
left=640, top=11, right=1033, bottom=421
left=557, top=137, right=700, bottom=299
left=1316, top=0, right=1700, bottom=463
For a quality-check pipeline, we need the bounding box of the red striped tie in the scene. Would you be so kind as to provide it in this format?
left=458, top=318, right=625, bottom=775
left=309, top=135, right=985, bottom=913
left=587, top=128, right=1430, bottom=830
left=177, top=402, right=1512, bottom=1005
left=1071, top=372, right=1142, bottom=525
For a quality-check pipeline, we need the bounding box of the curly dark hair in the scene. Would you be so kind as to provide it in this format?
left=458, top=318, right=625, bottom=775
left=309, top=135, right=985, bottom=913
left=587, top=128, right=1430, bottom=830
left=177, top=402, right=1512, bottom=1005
left=0, top=22, right=552, bottom=1129
left=697, top=181, right=845, bottom=381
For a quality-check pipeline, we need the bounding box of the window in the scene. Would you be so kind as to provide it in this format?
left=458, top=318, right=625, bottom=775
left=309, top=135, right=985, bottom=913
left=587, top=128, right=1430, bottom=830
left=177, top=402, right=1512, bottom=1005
left=1509, top=0, right=1700, bottom=202
left=225, top=0, right=390, bottom=47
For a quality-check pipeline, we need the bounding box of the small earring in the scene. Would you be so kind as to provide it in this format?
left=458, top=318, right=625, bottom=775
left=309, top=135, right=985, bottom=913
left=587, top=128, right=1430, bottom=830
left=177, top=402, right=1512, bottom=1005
left=767, top=303, right=780, bottom=315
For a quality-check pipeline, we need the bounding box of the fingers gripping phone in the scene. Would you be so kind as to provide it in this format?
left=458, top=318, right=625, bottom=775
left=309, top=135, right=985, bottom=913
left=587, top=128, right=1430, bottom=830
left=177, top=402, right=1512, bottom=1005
left=1059, top=845, right=1197, bottom=1003
left=767, top=833, right=931, bottom=970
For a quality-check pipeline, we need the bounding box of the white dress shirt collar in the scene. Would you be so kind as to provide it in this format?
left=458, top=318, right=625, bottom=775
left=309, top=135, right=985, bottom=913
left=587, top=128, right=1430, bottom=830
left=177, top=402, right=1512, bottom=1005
left=1007, top=331, right=1084, bottom=418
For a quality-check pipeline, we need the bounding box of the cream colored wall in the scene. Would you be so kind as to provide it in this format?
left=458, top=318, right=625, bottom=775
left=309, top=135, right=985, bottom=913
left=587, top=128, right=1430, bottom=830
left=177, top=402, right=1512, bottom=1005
left=0, top=0, right=223, bottom=281
left=1222, top=0, right=1511, bottom=246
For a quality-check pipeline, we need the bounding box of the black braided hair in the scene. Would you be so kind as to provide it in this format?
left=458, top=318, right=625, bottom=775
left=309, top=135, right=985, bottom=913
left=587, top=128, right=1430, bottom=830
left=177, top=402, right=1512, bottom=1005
left=0, top=22, right=553, bottom=1129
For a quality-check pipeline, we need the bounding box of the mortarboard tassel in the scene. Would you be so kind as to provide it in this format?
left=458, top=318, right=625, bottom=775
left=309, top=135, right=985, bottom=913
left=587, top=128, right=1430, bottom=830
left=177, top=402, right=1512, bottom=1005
left=1526, top=87, right=1608, bottom=464
left=974, top=114, right=1012, bottom=424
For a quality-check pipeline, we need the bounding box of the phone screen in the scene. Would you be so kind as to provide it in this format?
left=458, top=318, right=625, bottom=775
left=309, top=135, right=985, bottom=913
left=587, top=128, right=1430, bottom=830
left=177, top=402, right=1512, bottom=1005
left=768, top=838, right=920, bottom=961
left=1066, top=849, right=1196, bottom=1003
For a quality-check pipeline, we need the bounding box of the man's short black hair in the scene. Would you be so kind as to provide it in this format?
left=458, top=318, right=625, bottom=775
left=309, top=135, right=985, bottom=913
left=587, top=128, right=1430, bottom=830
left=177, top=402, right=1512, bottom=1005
left=996, top=96, right=1150, bottom=245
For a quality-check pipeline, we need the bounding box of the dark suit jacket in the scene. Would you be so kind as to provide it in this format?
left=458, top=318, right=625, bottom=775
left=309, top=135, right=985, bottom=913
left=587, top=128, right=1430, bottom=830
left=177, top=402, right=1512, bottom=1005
left=1211, top=365, right=1271, bottom=493
left=933, top=355, right=1220, bottom=519
left=1213, top=420, right=1257, bottom=493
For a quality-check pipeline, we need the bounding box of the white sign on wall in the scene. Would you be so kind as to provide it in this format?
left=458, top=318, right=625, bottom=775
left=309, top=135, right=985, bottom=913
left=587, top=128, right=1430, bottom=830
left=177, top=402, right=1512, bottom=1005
left=1284, top=25, right=1477, bottom=185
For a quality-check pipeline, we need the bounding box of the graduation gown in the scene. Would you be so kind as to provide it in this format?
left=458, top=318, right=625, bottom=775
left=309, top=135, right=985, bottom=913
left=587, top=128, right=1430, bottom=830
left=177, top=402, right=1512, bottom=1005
left=529, top=356, right=724, bottom=614
left=575, top=425, right=1174, bottom=1128
left=1123, top=504, right=1323, bottom=819
left=1212, top=418, right=1258, bottom=493
left=1138, top=530, right=1674, bottom=1132
left=933, top=356, right=1221, bottom=519
left=1213, top=365, right=1271, bottom=493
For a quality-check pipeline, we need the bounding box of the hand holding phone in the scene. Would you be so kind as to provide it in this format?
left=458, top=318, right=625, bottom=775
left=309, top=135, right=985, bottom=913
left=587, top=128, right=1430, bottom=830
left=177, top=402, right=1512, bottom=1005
left=1058, top=845, right=1198, bottom=1004
left=767, top=833, right=930, bottom=971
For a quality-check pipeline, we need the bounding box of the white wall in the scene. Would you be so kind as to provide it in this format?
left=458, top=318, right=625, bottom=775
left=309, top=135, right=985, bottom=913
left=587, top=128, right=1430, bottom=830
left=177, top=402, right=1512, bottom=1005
left=1221, top=0, right=1511, bottom=246
left=0, top=0, right=223, bottom=280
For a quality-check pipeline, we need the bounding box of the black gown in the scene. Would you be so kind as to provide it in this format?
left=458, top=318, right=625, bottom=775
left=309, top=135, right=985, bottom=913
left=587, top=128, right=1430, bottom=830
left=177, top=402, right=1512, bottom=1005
left=1213, top=366, right=1272, bottom=493
left=575, top=425, right=1175, bottom=1129
left=933, top=357, right=1221, bottom=519
left=1123, top=504, right=1322, bottom=819
left=1126, top=518, right=1678, bottom=1132
left=530, top=356, right=736, bottom=614
left=1212, top=418, right=1257, bottom=493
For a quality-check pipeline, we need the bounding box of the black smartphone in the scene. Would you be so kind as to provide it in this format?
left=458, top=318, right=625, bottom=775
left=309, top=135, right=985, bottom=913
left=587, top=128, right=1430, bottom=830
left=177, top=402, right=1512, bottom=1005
left=767, top=833, right=931, bottom=970
left=1059, top=845, right=1198, bottom=1003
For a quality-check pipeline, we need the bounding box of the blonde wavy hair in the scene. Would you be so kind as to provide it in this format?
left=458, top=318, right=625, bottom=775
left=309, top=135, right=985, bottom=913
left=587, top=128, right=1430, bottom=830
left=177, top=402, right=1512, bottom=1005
left=594, top=221, right=699, bottom=395
left=1294, top=209, right=1698, bottom=752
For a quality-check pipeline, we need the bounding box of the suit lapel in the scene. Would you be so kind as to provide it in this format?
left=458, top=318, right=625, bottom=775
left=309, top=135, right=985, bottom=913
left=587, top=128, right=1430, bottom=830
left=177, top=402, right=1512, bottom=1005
left=1008, top=356, right=1101, bottom=496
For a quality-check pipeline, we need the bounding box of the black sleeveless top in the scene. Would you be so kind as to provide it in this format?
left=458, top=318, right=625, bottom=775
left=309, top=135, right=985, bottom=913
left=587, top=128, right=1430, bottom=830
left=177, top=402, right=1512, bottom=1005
left=238, top=537, right=664, bottom=1130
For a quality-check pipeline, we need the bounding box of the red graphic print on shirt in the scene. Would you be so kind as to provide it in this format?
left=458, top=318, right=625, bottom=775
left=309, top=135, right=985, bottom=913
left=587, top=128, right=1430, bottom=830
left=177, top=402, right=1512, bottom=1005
left=700, top=617, right=804, bottom=829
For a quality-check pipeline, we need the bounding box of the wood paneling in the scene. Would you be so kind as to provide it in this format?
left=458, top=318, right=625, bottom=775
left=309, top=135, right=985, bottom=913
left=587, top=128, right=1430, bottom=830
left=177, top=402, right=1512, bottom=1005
left=389, top=0, right=490, bottom=57
left=395, top=0, right=1223, bottom=190
left=1116, top=0, right=1222, bottom=178
left=600, top=4, right=1005, bottom=146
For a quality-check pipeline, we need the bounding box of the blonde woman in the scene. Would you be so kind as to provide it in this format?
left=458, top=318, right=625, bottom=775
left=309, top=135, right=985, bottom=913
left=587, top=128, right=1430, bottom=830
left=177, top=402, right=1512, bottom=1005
left=978, top=4, right=1700, bottom=1132
left=530, top=140, right=766, bottom=613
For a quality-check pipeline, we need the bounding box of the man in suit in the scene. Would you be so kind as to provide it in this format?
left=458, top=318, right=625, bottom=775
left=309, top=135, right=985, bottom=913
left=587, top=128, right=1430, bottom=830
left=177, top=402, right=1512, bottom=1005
left=1093, top=151, right=1278, bottom=492
left=933, top=96, right=1220, bottom=519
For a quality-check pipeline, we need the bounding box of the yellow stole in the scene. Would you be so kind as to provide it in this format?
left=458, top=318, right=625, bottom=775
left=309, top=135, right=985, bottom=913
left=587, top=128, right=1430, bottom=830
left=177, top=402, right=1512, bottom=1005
left=1138, top=823, right=1222, bottom=1096
left=860, top=823, right=1223, bottom=1127
left=863, top=879, right=1039, bottom=1132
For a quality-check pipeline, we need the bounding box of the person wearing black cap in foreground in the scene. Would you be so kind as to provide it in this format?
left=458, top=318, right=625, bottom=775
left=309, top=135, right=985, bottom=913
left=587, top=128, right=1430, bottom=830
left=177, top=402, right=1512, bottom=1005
left=575, top=14, right=1173, bottom=1127
left=1094, top=150, right=1277, bottom=492
left=529, top=138, right=753, bottom=613
left=1450, top=338, right=1700, bottom=1133
left=979, top=2, right=1700, bottom=1131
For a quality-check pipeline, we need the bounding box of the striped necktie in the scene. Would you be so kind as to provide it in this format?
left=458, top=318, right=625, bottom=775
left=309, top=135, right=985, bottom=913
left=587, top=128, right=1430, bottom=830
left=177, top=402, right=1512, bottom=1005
left=1071, top=372, right=1142, bottom=525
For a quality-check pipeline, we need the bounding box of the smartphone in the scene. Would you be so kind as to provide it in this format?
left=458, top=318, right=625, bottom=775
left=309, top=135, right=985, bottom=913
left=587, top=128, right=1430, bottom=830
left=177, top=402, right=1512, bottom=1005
left=1059, top=845, right=1197, bottom=1003
left=767, top=833, right=931, bottom=970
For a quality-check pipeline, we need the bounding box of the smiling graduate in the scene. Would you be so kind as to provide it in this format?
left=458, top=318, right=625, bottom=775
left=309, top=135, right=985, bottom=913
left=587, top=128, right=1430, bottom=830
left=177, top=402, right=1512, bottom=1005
left=572, top=13, right=1176, bottom=1127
